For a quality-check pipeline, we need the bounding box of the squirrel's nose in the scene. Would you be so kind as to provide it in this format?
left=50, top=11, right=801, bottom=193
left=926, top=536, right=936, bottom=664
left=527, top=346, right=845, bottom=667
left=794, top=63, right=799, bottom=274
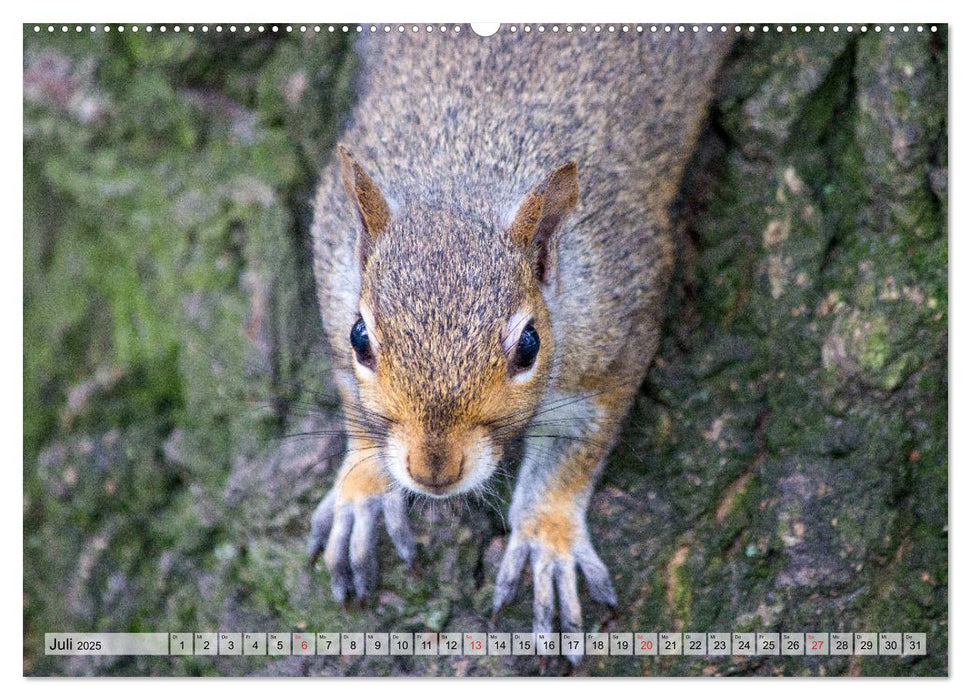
left=406, top=454, right=465, bottom=493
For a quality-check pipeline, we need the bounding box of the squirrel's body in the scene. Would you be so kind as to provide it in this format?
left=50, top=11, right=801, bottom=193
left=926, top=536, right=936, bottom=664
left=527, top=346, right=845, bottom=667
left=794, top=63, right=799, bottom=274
left=309, top=28, right=730, bottom=655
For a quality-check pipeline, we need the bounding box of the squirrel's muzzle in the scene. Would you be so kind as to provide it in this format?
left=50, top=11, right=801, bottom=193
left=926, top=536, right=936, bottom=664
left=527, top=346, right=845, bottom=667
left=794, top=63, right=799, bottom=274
left=405, top=450, right=465, bottom=494
left=385, top=424, right=497, bottom=498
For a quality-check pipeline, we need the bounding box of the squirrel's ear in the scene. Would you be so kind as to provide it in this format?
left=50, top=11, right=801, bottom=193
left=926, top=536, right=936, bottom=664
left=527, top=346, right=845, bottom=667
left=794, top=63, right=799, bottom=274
left=338, top=145, right=391, bottom=268
left=508, top=162, right=580, bottom=285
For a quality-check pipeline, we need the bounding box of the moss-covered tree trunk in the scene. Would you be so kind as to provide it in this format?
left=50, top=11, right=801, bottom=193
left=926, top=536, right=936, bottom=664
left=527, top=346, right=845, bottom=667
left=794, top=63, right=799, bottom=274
left=24, top=27, right=946, bottom=676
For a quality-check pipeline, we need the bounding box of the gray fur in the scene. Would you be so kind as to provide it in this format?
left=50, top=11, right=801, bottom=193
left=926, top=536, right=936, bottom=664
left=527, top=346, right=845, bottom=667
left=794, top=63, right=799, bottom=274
left=312, top=30, right=732, bottom=395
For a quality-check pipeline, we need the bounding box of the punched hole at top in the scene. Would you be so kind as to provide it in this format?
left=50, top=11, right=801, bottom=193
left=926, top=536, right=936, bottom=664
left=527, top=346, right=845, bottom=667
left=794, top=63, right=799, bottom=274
left=471, top=23, right=501, bottom=37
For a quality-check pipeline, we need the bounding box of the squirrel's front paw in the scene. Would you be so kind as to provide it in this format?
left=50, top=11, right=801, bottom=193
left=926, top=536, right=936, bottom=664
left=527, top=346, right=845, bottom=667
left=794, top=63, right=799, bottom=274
left=308, top=461, right=416, bottom=603
left=492, top=511, right=616, bottom=664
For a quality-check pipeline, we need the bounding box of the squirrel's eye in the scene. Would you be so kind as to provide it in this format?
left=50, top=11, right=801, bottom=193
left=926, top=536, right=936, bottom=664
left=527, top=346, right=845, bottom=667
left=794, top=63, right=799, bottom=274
left=350, top=318, right=375, bottom=369
left=513, top=323, right=540, bottom=373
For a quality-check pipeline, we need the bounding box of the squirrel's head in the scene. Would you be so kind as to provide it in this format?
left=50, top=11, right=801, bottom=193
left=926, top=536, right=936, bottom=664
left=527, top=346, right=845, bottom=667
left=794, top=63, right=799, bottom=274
left=336, top=145, right=579, bottom=498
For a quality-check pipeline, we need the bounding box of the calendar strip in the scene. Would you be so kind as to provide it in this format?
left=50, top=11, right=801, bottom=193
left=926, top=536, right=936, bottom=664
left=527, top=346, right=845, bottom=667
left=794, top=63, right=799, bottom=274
left=46, top=632, right=927, bottom=657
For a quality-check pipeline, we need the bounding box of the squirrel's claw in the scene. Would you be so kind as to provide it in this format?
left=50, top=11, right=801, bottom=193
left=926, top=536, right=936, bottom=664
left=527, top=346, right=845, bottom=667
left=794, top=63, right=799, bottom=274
left=492, top=533, right=529, bottom=614
left=574, top=540, right=618, bottom=608
left=492, top=528, right=616, bottom=667
left=308, top=485, right=416, bottom=604
left=382, top=488, right=417, bottom=567
left=348, top=497, right=381, bottom=599
left=307, top=489, right=337, bottom=568
left=322, top=501, right=355, bottom=601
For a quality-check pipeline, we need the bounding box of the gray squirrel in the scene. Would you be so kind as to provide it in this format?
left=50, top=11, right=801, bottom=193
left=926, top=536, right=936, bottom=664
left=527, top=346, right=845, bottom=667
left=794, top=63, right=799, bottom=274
left=308, top=26, right=730, bottom=660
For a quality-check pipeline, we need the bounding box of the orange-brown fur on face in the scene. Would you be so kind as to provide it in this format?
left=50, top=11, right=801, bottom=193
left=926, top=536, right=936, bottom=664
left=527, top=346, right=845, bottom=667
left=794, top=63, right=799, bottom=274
left=351, top=199, right=558, bottom=495
left=334, top=146, right=575, bottom=497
